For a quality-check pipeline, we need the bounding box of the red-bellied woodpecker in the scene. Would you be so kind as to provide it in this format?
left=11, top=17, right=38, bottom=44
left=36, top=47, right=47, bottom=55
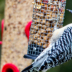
left=22, top=24, right=72, bottom=72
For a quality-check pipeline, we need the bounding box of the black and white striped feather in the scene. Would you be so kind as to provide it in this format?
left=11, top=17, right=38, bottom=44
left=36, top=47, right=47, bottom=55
left=22, top=24, right=72, bottom=72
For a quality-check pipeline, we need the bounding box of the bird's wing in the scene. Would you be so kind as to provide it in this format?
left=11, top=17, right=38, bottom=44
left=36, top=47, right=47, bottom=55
left=37, top=27, right=72, bottom=71
left=22, top=25, right=72, bottom=72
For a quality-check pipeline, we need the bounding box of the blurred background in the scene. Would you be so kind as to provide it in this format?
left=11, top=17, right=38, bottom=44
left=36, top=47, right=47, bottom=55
left=0, top=0, right=5, bottom=67
left=0, top=0, right=72, bottom=72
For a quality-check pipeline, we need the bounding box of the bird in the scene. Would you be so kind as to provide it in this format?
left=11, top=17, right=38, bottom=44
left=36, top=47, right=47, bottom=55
left=22, top=23, right=72, bottom=72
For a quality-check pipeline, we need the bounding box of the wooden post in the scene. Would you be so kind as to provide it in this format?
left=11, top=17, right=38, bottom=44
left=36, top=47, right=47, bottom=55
left=1, top=0, right=33, bottom=71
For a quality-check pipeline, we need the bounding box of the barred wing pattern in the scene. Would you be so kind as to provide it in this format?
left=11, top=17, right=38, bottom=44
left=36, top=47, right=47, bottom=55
left=39, top=27, right=72, bottom=71
left=22, top=27, right=72, bottom=72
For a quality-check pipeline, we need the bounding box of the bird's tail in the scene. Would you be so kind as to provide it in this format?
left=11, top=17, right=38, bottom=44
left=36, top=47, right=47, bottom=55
left=21, top=64, right=37, bottom=72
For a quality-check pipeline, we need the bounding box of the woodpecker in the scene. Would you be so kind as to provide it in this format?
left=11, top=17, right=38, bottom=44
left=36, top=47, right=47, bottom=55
left=22, top=23, right=72, bottom=72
